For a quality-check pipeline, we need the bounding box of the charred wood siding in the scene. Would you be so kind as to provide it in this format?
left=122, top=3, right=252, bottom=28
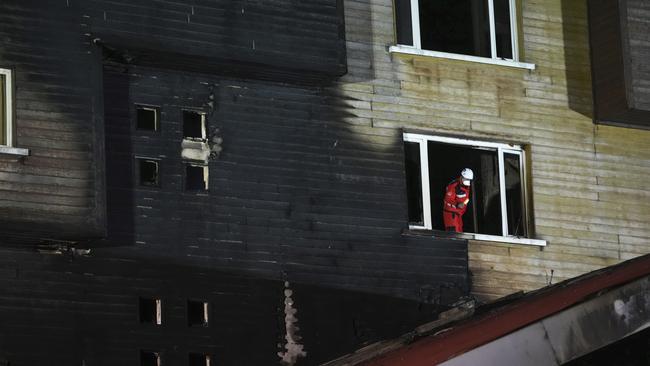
left=0, top=249, right=446, bottom=366
left=103, top=64, right=468, bottom=300
left=0, top=1, right=106, bottom=241
left=588, top=0, right=650, bottom=129
left=86, top=0, right=347, bottom=82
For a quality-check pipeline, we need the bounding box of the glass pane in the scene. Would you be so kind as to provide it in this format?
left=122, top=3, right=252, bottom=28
left=494, top=0, right=513, bottom=59
left=395, top=0, right=413, bottom=46
left=419, top=0, right=491, bottom=57
left=0, top=75, right=5, bottom=145
left=427, top=142, right=501, bottom=234
left=404, top=141, right=424, bottom=225
left=504, top=153, right=525, bottom=236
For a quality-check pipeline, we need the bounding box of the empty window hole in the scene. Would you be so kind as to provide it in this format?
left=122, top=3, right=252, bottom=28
left=139, top=297, right=162, bottom=325
left=187, top=300, right=209, bottom=327
left=136, top=106, right=159, bottom=131
left=139, top=159, right=159, bottom=187
left=189, top=353, right=211, bottom=366
left=140, top=351, right=161, bottom=366
left=183, top=111, right=205, bottom=139
left=186, top=165, right=208, bottom=191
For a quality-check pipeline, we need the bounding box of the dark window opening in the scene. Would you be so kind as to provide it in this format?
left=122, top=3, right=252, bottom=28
left=394, top=0, right=413, bottom=45
left=427, top=141, right=502, bottom=235
left=138, top=159, right=159, bottom=187
left=0, top=73, right=6, bottom=145
left=136, top=106, right=159, bottom=131
left=494, top=0, right=513, bottom=59
left=140, top=351, right=161, bottom=366
left=504, top=152, right=524, bottom=236
left=404, top=141, right=423, bottom=224
left=183, top=111, right=204, bottom=139
left=419, top=0, right=491, bottom=57
left=185, top=165, right=208, bottom=191
left=139, top=297, right=162, bottom=325
left=189, top=353, right=211, bottom=366
left=187, top=300, right=209, bottom=327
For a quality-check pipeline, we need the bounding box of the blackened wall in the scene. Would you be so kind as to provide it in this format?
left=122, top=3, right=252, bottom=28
left=0, top=249, right=446, bottom=366
left=102, top=64, right=468, bottom=300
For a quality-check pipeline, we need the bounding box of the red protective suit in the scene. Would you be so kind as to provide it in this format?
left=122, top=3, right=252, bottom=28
left=443, top=179, right=470, bottom=232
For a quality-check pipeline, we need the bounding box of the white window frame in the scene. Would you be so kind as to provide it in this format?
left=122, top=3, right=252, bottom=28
left=1, top=68, right=14, bottom=147
left=390, top=0, right=536, bottom=70
left=0, top=67, right=29, bottom=157
left=403, top=132, right=545, bottom=246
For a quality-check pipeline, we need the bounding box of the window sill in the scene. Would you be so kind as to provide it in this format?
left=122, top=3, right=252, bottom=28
left=389, top=45, right=536, bottom=70
left=0, top=146, right=29, bottom=161
left=404, top=228, right=546, bottom=247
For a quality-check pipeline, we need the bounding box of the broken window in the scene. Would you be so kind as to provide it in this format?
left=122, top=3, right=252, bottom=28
left=189, top=353, right=211, bottom=366
left=403, top=133, right=528, bottom=238
left=138, top=159, right=160, bottom=187
left=395, top=0, right=518, bottom=60
left=0, top=68, right=13, bottom=146
left=187, top=300, right=209, bottom=327
left=185, top=164, right=209, bottom=191
left=140, top=351, right=161, bottom=366
left=183, top=111, right=206, bottom=140
left=136, top=105, right=159, bottom=131
left=139, top=297, right=162, bottom=325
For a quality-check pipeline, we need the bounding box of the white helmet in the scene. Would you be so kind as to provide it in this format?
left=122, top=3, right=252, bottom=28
left=461, top=168, right=474, bottom=185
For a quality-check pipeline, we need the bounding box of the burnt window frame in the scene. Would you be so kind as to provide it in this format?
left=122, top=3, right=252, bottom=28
left=135, top=104, right=161, bottom=132
left=136, top=157, right=161, bottom=188
left=139, top=297, right=163, bottom=325
left=391, top=0, right=533, bottom=68
left=403, top=133, right=544, bottom=245
left=182, top=110, right=207, bottom=141
left=184, top=164, right=209, bottom=192
left=187, top=299, right=210, bottom=327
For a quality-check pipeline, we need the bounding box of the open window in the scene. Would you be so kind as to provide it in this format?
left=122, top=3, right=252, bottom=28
left=185, top=164, right=209, bottom=191
left=140, top=351, right=161, bottom=366
left=183, top=110, right=206, bottom=140
left=137, top=158, right=160, bottom=187
left=187, top=300, right=209, bottom=327
left=394, top=0, right=520, bottom=61
left=139, top=297, right=162, bottom=325
left=403, top=133, right=536, bottom=243
left=189, top=353, right=211, bottom=366
left=136, top=105, right=159, bottom=131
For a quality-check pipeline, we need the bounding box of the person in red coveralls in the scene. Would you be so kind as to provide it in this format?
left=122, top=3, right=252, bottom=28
left=443, top=168, right=474, bottom=232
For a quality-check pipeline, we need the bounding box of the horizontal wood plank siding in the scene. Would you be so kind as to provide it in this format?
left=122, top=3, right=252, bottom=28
left=340, top=0, right=650, bottom=301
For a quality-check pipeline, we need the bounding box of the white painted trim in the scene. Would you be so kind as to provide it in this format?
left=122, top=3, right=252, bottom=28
left=497, top=148, right=509, bottom=236
left=0, top=68, right=13, bottom=147
left=487, top=0, right=497, bottom=59
left=0, top=145, right=29, bottom=157
left=409, top=0, right=421, bottom=49
left=419, top=139, right=432, bottom=229
left=403, top=132, right=523, bottom=151
left=389, top=45, right=536, bottom=70
left=473, top=234, right=546, bottom=246
left=509, top=0, right=520, bottom=61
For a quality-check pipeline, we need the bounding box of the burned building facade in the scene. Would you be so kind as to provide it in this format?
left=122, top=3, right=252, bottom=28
left=1, top=0, right=650, bottom=365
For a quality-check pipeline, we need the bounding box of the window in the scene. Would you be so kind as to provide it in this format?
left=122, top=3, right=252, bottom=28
left=140, top=351, right=161, bottom=366
left=139, top=297, right=162, bottom=325
left=136, top=105, right=159, bottom=131
left=189, top=353, right=211, bottom=366
left=138, top=159, right=160, bottom=187
left=394, top=0, right=519, bottom=61
left=185, top=164, right=209, bottom=191
left=0, top=68, right=13, bottom=146
left=183, top=111, right=206, bottom=140
left=187, top=300, right=209, bottom=327
left=403, top=133, right=531, bottom=240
